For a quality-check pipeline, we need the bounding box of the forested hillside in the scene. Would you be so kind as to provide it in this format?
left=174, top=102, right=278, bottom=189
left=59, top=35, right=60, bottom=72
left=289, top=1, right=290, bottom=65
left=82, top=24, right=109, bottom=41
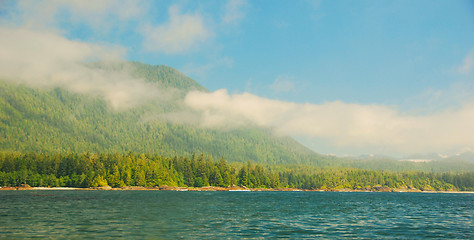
left=0, top=62, right=327, bottom=166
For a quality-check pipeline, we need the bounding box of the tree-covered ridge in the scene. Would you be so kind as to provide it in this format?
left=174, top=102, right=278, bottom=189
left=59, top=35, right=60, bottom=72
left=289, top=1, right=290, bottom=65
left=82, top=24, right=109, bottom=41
left=89, top=61, right=207, bottom=92
left=0, top=152, right=472, bottom=191
left=0, top=68, right=323, bottom=165
left=130, top=62, right=208, bottom=92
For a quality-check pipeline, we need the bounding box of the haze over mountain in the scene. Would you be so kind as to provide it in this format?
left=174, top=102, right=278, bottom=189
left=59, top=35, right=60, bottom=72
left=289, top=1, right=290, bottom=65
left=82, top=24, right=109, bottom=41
left=401, top=149, right=474, bottom=164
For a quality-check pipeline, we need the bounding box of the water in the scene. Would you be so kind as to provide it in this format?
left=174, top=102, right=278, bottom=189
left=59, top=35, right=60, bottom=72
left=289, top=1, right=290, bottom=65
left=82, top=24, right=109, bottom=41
left=0, top=191, right=472, bottom=239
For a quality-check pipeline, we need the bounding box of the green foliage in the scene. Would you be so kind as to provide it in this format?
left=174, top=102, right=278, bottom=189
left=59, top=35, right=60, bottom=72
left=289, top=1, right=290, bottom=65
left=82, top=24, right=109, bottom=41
left=91, top=175, right=108, bottom=187
left=0, top=152, right=472, bottom=191
left=130, top=62, right=208, bottom=92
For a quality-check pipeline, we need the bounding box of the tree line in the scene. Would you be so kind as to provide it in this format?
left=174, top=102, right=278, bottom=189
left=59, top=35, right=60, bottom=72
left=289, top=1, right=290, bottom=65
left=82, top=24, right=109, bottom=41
left=0, top=152, right=473, bottom=191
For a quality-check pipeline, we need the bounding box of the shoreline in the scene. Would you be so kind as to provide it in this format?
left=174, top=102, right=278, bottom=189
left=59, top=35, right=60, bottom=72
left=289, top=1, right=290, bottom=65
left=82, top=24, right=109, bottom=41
left=1, top=185, right=473, bottom=193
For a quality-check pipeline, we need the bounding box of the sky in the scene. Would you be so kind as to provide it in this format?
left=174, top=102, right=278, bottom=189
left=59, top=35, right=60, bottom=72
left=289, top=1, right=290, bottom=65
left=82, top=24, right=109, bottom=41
left=0, top=0, right=473, bottom=157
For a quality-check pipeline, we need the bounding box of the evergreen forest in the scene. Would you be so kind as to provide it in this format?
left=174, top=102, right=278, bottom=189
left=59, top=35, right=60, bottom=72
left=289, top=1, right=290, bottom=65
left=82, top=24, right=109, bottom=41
left=1, top=152, right=473, bottom=191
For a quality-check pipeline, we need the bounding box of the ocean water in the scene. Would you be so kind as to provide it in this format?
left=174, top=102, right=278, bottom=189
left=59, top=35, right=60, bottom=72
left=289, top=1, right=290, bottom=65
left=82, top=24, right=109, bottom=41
left=0, top=191, right=472, bottom=239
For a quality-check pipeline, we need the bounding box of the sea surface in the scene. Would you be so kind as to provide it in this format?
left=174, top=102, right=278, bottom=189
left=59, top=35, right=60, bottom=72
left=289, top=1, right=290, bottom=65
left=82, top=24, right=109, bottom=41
left=0, top=191, right=472, bottom=239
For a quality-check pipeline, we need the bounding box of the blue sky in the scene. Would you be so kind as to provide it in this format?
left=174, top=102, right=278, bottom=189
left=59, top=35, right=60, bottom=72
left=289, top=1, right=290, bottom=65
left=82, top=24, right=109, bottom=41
left=67, top=1, right=473, bottom=105
left=1, top=0, right=473, bottom=157
left=12, top=0, right=470, bottom=106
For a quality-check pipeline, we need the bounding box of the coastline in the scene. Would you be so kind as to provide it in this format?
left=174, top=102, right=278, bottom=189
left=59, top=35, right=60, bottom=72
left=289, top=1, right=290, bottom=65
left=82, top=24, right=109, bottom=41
left=1, top=185, right=472, bottom=193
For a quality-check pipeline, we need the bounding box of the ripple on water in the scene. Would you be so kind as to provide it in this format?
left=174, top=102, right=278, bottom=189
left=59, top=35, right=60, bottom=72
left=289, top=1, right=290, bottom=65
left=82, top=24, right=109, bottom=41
left=0, top=191, right=472, bottom=239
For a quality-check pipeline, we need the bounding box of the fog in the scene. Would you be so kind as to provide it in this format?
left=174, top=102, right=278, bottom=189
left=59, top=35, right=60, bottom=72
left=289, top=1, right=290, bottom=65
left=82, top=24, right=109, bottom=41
left=185, top=89, right=474, bottom=156
left=0, top=27, right=172, bottom=110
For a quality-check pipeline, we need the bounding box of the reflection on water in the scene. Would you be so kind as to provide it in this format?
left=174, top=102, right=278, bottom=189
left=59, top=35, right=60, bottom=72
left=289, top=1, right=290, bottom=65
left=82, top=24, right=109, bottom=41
left=0, top=191, right=472, bottom=239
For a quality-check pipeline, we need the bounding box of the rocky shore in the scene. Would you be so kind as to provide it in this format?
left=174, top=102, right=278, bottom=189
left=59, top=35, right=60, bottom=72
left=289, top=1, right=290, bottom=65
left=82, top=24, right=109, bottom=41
left=1, top=184, right=471, bottom=193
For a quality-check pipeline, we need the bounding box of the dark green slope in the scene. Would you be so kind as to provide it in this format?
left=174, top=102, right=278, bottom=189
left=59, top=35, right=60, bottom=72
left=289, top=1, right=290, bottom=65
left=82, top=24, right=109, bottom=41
left=0, top=63, right=327, bottom=165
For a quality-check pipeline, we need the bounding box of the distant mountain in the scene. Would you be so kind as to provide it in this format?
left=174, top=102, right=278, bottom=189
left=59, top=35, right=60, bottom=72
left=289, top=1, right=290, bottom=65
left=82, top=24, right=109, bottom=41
left=451, top=150, right=474, bottom=163
left=0, top=62, right=329, bottom=166
left=401, top=150, right=474, bottom=164
left=336, top=151, right=473, bottom=172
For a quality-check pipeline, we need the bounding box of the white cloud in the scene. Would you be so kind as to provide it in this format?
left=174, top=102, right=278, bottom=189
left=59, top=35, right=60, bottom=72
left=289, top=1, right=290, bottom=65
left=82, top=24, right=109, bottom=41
left=141, top=5, right=212, bottom=54
left=185, top=89, right=474, bottom=156
left=222, top=0, right=247, bottom=25
left=0, top=1, right=175, bottom=110
left=270, top=75, right=295, bottom=93
left=0, top=27, right=171, bottom=110
left=458, top=51, right=474, bottom=74
left=10, top=1, right=213, bottom=55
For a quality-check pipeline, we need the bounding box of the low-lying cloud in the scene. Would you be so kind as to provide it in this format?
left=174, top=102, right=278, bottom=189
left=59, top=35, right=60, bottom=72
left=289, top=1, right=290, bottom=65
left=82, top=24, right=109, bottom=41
left=0, top=27, right=170, bottom=110
left=185, top=89, right=474, bottom=156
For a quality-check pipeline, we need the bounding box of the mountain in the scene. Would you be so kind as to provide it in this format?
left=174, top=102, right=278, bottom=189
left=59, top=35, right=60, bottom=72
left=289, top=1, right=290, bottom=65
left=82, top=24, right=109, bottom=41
left=453, top=151, right=474, bottom=163
left=343, top=152, right=474, bottom=172
left=1, top=61, right=473, bottom=172
left=0, top=62, right=330, bottom=166
left=91, top=61, right=208, bottom=92
left=399, top=151, right=474, bottom=164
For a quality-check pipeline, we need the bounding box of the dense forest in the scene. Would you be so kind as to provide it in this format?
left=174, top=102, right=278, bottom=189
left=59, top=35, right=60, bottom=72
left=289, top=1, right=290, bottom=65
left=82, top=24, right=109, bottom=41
left=1, top=152, right=472, bottom=191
